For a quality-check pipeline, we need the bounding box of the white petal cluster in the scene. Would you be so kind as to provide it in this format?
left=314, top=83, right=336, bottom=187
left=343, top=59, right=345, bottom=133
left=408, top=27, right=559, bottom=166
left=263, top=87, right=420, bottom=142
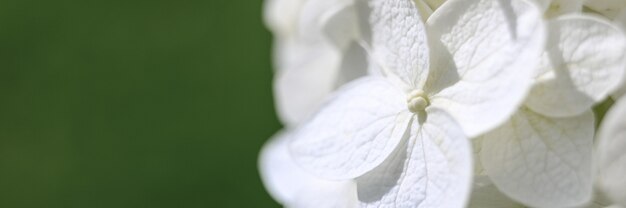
left=259, top=0, right=626, bottom=207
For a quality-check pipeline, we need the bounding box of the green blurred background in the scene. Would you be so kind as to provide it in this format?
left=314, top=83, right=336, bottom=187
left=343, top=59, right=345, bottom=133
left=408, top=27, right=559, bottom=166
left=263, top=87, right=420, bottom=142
left=0, top=0, right=281, bottom=207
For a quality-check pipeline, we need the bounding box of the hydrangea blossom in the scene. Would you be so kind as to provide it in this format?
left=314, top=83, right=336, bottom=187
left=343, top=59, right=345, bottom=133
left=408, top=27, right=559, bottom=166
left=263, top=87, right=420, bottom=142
left=476, top=8, right=626, bottom=208
left=288, top=0, right=545, bottom=207
left=260, top=0, right=626, bottom=207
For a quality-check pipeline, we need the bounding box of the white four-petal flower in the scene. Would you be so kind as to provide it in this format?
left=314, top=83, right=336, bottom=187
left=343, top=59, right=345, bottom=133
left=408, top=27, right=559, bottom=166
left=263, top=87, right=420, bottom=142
left=289, top=0, right=545, bottom=206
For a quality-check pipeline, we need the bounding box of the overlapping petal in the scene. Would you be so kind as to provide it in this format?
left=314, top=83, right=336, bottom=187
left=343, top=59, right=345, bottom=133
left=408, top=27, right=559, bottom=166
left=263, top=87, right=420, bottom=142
left=320, top=0, right=361, bottom=50
left=290, top=77, right=412, bottom=179
left=468, top=176, right=525, bottom=208
left=468, top=177, right=616, bottom=208
left=263, top=0, right=305, bottom=37
left=480, top=108, right=594, bottom=208
left=290, top=182, right=359, bottom=208
left=525, top=16, right=626, bottom=117
left=597, top=96, right=626, bottom=206
left=356, top=108, right=472, bottom=208
left=422, top=0, right=447, bottom=11
left=612, top=76, right=626, bottom=99
left=367, top=0, right=430, bottom=90
left=425, top=0, right=546, bottom=137
left=299, top=0, right=358, bottom=48
left=612, top=10, right=626, bottom=99
left=273, top=46, right=341, bottom=125
left=259, top=130, right=358, bottom=207
left=414, top=0, right=434, bottom=20
left=272, top=0, right=368, bottom=125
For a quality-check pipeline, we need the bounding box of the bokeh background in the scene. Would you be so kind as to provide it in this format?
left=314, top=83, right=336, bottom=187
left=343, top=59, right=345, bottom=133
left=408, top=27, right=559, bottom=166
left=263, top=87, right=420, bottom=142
left=0, top=0, right=281, bottom=207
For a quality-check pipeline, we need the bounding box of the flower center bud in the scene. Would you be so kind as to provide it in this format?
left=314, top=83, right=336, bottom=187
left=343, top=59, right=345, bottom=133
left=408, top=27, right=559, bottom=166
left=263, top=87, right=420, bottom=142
left=407, top=89, right=429, bottom=113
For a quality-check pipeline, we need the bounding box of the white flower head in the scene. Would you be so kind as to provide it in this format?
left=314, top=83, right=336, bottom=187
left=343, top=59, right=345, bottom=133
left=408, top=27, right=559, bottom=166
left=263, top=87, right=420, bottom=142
left=478, top=14, right=626, bottom=208
left=289, top=0, right=546, bottom=206
left=597, top=96, right=626, bottom=206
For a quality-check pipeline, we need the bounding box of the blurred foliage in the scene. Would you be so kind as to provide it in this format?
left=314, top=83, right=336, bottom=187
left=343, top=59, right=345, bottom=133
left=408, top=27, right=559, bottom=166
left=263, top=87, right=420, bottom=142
left=0, top=0, right=281, bottom=207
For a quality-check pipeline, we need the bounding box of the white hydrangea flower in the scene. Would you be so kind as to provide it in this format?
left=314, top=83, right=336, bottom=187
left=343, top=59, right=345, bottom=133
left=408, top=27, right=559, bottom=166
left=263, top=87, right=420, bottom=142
left=265, top=0, right=369, bottom=126
left=289, top=0, right=545, bottom=206
left=478, top=15, right=626, bottom=208
left=597, top=96, right=626, bottom=207
left=259, top=130, right=358, bottom=208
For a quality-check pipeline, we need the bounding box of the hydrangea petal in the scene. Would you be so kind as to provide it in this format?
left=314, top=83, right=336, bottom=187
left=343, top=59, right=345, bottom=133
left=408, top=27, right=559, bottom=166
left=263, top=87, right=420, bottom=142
left=263, top=0, right=305, bottom=37
left=525, top=16, right=626, bottom=117
left=612, top=10, right=626, bottom=99
left=291, top=182, right=359, bottom=208
left=299, top=0, right=356, bottom=48
left=273, top=0, right=368, bottom=126
left=356, top=108, right=472, bottom=207
left=259, top=130, right=358, bottom=207
left=321, top=1, right=361, bottom=50
left=426, top=0, right=546, bottom=137
left=367, top=0, right=430, bottom=89
left=336, top=42, right=370, bottom=85
left=468, top=176, right=525, bottom=208
left=480, top=108, right=594, bottom=208
left=290, top=77, right=411, bottom=179
left=468, top=176, right=617, bottom=208
left=612, top=75, right=626, bottom=99
left=413, top=0, right=434, bottom=21
left=274, top=45, right=341, bottom=126
left=274, top=47, right=368, bottom=126
left=575, top=190, right=619, bottom=208
left=597, top=96, right=626, bottom=206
